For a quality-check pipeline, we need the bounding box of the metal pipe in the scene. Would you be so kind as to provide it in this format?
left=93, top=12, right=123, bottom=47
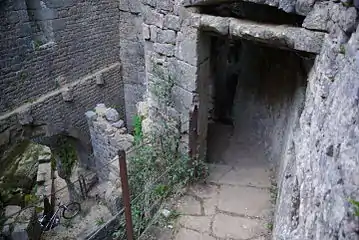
left=118, top=149, right=134, bottom=240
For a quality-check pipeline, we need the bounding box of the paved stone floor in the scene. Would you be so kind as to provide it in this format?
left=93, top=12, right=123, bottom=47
left=172, top=123, right=274, bottom=240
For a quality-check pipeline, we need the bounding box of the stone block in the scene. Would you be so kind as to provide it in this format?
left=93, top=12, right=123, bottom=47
left=111, top=120, right=124, bottom=128
left=175, top=28, right=200, bottom=66
left=119, top=0, right=141, bottom=13
left=105, top=108, right=120, bottom=122
left=119, top=40, right=145, bottom=84
left=143, top=23, right=150, bottom=40
left=96, top=73, right=104, bottom=85
left=164, top=14, right=181, bottom=31
left=61, top=87, right=73, bottom=102
left=137, top=101, right=149, bottom=117
left=229, top=18, right=325, bottom=54
left=85, top=110, right=97, bottom=121
left=302, top=2, right=329, bottom=31
left=157, top=29, right=176, bottom=44
left=119, top=11, right=143, bottom=41
left=153, top=43, right=174, bottom=56
left=157, top=0, right=173, bottom=11
left=150, top=25, right=159, bottom=42
left=295, top=0, right=315, bottom=15
left=171, top=85, right=193, bottom=116
left=95, top=104, right=107, bottom=116
left=168, top=58, right=197, bottom=91
left=200, top=14, right=229, bottom=35
left=142, top=6, right=164, bottom=28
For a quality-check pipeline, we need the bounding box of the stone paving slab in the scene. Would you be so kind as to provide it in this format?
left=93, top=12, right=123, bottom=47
left=213, top=213, right=267, bottom=239
left=176, top=195, right=202, bottom=215
left=189, top=184, right=219, bottom=199
left=179, top=215, right=212, bottom=232
left=174, top=228, right=216, bottom=240
left=172, top=163, right=272, bottom=240
left=207, top=164, right=232, bottom=183
left=218, top=185, right=272, bottom=218
left=218, top=167, right=271, bottom=188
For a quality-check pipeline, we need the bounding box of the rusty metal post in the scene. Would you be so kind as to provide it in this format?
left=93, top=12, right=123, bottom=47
left=189, top=105, right=199, bottom=162
left=118, top=149, right=134, bottom=240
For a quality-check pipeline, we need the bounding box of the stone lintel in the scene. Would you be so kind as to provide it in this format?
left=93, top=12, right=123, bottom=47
left=183, top=0, right=234, bottom=7
left=198, top=14, right=325, bottom=54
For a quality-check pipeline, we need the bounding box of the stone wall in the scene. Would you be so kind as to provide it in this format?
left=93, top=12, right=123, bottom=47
left=274, top=8, right=359, bottom=240
left=119, top=0, right=146, bottom=129
left=0, top=0, right=124, bottom=165
left=140, top=0, right=359, bottom=239
left=85, top=104, right=134, bottom=183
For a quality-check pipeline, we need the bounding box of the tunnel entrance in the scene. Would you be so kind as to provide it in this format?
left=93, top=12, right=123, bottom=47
left=204, top=35, right=314, bottom=167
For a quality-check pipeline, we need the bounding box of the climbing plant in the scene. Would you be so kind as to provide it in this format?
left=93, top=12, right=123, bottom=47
left=112, top=60, right=207, bottom=238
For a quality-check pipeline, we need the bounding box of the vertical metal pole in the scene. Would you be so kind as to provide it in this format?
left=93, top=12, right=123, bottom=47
left=118, top=150, right=134, bottom=240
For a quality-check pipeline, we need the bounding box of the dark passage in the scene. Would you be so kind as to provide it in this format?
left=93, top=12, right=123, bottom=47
left=207, top=35, right=314, bottom=165
left=200, top=1, right=305, bottom=26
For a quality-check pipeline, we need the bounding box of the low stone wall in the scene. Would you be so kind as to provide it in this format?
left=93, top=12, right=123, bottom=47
left=85, top=104, right=134, bottom=214
left=85, top=104, right=134, bottom=183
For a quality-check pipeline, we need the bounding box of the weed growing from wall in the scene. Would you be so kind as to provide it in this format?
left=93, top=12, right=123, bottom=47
left=113, top=60, right=206, bottom=238
left=349, top=199, right=359, bottom=217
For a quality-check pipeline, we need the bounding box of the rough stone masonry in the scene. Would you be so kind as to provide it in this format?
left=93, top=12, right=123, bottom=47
left=133, top=0, right=359, bottom=239
left=1, top=0, right=359, bottom=239
left=0, top=0, right=135, bottom=167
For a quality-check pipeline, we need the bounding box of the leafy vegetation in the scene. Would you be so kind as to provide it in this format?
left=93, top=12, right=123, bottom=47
left=33, top=40, right=42, bottom=50
left=112, top=60, right=207, bottom=238
left=96, top=217, right=105, bottom=226
left=349, top=198, right=359, bottom=217
left=133, top=115, right=143, bottom=144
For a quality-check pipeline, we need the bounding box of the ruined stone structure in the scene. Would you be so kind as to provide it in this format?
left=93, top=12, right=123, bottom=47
left=0, top=0, right=135, bottom=166
left=2, top=0, right=359, bottom=239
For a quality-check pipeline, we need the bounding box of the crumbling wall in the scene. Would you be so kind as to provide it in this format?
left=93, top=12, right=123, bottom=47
left=85, top=104, right=134, bottom=183
left=0, top=0, right=124, bottom=165
left=85, top=104, right=134, bottom=214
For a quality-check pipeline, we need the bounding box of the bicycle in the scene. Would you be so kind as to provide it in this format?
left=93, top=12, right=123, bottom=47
left=38, top=200, right=81, bottom=231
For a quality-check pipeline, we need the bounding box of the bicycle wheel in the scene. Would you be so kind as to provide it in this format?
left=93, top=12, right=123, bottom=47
left=62, top=202, right=81, bottom=219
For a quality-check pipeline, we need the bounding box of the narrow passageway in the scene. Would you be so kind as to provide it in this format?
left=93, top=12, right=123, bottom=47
left=172, top=36, right=313, bottom=239
left=172, top=123, right=273, bottom=240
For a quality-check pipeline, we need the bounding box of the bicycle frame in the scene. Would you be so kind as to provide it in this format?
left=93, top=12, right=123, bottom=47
left=44, top=204, right=65, bottom=230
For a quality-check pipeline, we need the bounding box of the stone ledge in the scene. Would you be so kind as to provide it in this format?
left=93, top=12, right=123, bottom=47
left=0, top=62, right=121, bottom=121
left=197, top=14, right=325, bottom=54
left=229, top=18, right=325, bottom=53
left=183, top=0, right=233, bottom=6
